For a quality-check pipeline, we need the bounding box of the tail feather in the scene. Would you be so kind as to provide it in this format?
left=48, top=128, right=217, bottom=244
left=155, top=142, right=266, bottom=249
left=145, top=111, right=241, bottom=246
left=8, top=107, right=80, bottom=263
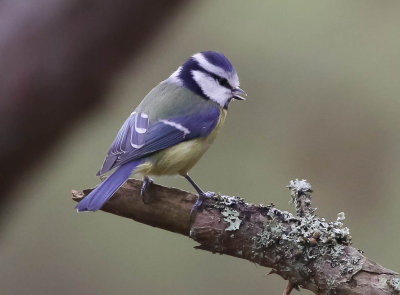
left=76, top=159, right=143, bottom=212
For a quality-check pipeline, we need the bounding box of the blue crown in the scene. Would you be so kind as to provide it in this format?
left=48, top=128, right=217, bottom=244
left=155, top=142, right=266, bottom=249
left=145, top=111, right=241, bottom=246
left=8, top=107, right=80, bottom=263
left=201, top=51, right=235, bottom=73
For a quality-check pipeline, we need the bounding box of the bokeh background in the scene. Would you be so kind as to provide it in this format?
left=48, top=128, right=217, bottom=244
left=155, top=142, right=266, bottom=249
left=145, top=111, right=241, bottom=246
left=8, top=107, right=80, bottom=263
left=1, top=1, right=400, bottom=294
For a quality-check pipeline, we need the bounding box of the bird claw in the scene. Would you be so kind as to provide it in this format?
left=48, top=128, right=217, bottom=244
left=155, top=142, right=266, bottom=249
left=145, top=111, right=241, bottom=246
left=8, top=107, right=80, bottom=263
left=141, top=177, right=153, bottom=204
left=190, top=191, right=215, bottom=216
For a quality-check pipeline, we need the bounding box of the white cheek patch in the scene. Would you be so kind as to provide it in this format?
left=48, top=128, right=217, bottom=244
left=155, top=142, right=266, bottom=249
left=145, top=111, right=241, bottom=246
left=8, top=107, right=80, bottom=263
left=192, top=70, right=231, bottom=107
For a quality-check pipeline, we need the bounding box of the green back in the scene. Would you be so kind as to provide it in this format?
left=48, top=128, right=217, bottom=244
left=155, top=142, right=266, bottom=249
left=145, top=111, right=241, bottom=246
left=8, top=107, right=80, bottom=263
left=135, top=82, right=217, bottom=123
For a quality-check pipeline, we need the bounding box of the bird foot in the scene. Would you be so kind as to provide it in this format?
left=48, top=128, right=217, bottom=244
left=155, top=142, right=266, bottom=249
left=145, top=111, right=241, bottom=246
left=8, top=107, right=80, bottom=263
left=190, top=191, right=215, bottom=217
left=141, top=177, right=154, bottom=204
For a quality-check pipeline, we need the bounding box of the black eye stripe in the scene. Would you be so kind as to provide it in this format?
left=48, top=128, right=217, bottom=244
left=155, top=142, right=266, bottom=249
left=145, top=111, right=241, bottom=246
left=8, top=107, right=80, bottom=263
left=209, top=73, right=232, bottom=89
left=220, top=79, right=231, bottom=89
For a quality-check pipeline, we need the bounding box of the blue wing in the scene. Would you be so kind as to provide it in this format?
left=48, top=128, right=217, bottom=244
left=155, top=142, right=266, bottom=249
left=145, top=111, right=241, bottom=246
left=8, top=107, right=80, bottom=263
left=97, top=111, right=149, bottom=175
left=97, top=106, right=220, bottom=175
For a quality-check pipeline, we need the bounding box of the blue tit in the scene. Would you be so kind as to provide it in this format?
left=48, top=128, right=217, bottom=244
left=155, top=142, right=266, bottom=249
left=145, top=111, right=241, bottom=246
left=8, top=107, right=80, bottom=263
left=76, top=51, right=246, bottom=213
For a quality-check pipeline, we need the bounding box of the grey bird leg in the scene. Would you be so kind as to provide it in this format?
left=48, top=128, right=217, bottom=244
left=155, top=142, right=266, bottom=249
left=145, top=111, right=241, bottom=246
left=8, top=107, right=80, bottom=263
left=141, top=176, right=153, bottom=204
left=184, top=174, right=214, bottom=215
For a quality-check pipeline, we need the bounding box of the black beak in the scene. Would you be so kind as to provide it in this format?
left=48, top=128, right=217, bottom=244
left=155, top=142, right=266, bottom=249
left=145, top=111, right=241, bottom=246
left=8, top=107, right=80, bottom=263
left=232, top=87, right=247, bottom=100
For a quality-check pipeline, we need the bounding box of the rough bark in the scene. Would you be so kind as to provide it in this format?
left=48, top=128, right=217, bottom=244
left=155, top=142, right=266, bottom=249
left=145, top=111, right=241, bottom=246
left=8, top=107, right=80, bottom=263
left=0, top=0, right=188, bottom=202
left=72, top=179, right=400, bottom=295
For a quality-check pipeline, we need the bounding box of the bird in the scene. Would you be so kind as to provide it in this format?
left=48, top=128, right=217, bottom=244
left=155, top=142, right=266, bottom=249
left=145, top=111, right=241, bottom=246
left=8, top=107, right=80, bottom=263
left=76, top=51, right=246, bottom=213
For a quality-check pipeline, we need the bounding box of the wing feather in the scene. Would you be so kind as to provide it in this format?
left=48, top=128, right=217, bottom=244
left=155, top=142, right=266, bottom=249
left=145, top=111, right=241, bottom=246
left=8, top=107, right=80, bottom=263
left=97, top=105, right=220, bottom=175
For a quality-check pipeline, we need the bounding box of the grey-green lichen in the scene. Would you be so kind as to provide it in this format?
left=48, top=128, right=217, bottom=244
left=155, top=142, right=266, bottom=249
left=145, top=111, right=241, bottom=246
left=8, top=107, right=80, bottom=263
left=213, top=194, right=244, bottom=231
left=251, top=180, right=353, bottom=288
left=213, top=194, right=245, bottom=209
left=221, top=208, right=242, bottom=231
left=287, top=179, right=312, bottom=197
left=252, top=209, right=351, bottom=254
left=287, top=179, right=315, bottom=217
left=387, top=277, right=400, bottom=293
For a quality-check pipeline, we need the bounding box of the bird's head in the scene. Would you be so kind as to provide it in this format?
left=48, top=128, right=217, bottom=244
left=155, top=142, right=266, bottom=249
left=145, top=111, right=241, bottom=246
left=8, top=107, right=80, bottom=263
left=167, top=51, right=246, bottom=109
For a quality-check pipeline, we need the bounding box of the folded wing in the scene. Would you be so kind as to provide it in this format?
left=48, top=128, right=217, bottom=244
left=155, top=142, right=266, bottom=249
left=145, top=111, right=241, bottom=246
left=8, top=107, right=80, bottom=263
left=97, top=106, right=220, bottom=175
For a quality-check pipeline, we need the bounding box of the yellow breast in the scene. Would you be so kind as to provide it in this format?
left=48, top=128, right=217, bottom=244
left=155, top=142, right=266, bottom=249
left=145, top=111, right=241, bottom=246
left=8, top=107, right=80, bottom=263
left=135, top=107, right=227, bottom=176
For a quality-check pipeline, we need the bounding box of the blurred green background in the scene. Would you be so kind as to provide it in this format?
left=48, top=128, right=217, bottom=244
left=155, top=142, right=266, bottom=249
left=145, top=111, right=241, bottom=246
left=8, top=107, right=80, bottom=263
left=1, top=1, right=400, bottom=294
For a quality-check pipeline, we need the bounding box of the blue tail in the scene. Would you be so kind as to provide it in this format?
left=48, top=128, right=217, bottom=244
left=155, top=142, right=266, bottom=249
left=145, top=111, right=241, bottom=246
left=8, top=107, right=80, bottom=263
left=76, top=159, right=144, bottom=212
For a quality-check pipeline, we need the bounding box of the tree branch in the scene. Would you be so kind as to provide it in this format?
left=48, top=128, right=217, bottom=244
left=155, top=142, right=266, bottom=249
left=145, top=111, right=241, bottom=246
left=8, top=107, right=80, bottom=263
left=72, top=179, right=400, bottom=294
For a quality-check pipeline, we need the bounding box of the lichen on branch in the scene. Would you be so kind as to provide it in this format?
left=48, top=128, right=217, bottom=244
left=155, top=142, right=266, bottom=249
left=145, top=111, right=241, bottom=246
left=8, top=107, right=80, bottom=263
left=190, top=181, right=354, bottom=292
left=72, top=178, right=399, bottom=294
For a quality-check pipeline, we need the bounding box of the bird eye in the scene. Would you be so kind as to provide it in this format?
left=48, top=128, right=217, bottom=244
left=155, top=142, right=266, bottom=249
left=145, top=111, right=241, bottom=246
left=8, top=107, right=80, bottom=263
left=215, top=76, right=231, bottom=89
